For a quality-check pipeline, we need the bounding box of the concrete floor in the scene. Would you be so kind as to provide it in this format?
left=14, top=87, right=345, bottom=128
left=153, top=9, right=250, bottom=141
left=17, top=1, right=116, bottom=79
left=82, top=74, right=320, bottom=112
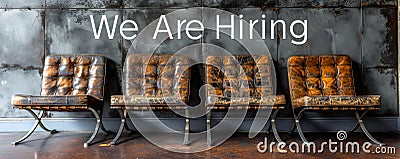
left=0, top=131, right=399, bottom=159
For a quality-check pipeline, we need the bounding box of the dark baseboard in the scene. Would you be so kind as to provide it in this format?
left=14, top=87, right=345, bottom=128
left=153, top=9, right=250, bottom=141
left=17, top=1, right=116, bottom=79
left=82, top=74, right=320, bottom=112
left=0, top=117, right=398, bottom=132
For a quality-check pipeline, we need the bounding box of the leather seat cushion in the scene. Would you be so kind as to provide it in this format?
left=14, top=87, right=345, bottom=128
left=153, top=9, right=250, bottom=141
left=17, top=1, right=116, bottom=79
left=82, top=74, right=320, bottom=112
left=207, top=94, right=286, bottom=106
left=291, top=95, right=380, bottom=108
left=12, top=94, right=102, bottom=109
left=111, top=95, right=186, bottom=106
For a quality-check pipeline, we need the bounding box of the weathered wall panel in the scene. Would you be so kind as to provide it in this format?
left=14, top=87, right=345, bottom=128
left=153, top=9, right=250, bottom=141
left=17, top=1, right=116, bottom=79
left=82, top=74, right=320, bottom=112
left=362, top=68, right=398, bottom=116
left=0, top=1, right=44, bottom=8
left=124, top=0, right=201, bottom=8
left=0, top=9, right=44, bottom=68
left=45, top=9, right=123, bottom=64
left=362, top=8, right=398, bottom=68
left=277, top=8, right=362, bottom=68
left=362, top=0, right=397, bottom=7
left=46, top=0, right=123, bottom=9
left=203, top=0, right=238, bottom=8
left=278, top=0, right=361, bottom=8
left=0, top=69, right=41, bottom=117
left=239, top=0, right=277, bottom=8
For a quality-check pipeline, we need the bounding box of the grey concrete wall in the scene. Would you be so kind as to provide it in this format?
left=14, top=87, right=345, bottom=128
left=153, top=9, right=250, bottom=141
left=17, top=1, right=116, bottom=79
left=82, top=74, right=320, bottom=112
left=0, top=0, right=398, bottom=118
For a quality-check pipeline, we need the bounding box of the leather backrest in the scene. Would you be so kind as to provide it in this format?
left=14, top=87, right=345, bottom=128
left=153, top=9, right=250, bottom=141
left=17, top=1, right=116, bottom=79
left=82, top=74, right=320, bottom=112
left=206, top=55, right=273, bottom=98
left=287, top=55, right=355, bottom=101
left=125, top=54, right=191, bottom=103
left=41, top=55, right=106, bottom=100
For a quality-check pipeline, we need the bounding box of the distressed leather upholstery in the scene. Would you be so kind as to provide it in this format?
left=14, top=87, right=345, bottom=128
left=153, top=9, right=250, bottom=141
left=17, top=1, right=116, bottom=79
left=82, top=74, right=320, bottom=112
left=111, top=54, right=190, bottom=109
left=205, top=55, right=286, bottom=109
left=287, top=55, right=384, bottom=145
left=205, top=55, right=286, bottom=146
left=12, top=55, right=106, bottom=110
left=109, top=54, right=191, bottom=145
left=10, top=55, right=109, bottom=147
left=287, top=55, right=380, bottom=108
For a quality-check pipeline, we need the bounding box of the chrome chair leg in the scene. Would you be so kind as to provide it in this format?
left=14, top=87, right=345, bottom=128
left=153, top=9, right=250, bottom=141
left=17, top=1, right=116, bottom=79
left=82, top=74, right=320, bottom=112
left=37, top=111, right=57, bottom=133
left=99, top=109, right=111, bottom=134
left=295, top=108, right=309, bottom=143
left=84, top=107, right=106, bottom=148
left=350, top=122, right=360, bottom=133
left=110, top=109, right=127, bottom=145
left=271, top=109, right=283, bottom=143
left=266, top=120, right=272, bottom=134
left=183, top=107, right=190, bottom=146
left=124, top=111, right=134, bottom=132
left=350, top=110, right=368, bottom=132
left=289, top=108, right=305, bottom=134
left=12, top=110, right=57, bottom=145
left=355, top=111, right=385, bottom=146
left=206, top=112, right=212, bottom=146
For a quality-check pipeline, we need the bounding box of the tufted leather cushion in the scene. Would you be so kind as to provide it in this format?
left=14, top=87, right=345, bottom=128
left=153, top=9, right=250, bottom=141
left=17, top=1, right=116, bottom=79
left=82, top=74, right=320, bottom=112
left=11, top=55, right=106, bottom=110
left=41, top=55, right=106, bottom=100
left=124, top=54, right=190, bottom=106
left=205, top=55, right=285, bottom=107
left=287, top=55, right=380, bottom=108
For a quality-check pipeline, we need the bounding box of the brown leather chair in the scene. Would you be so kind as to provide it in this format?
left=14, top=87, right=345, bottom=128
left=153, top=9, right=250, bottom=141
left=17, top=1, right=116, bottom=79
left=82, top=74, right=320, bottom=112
left=11, top=55, right=109, bottom=148
left=110, top=54, right=191, bottom=145
left=287, top=55, right=384, bottom=145
left=205, top=55, right=286, bottom=146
